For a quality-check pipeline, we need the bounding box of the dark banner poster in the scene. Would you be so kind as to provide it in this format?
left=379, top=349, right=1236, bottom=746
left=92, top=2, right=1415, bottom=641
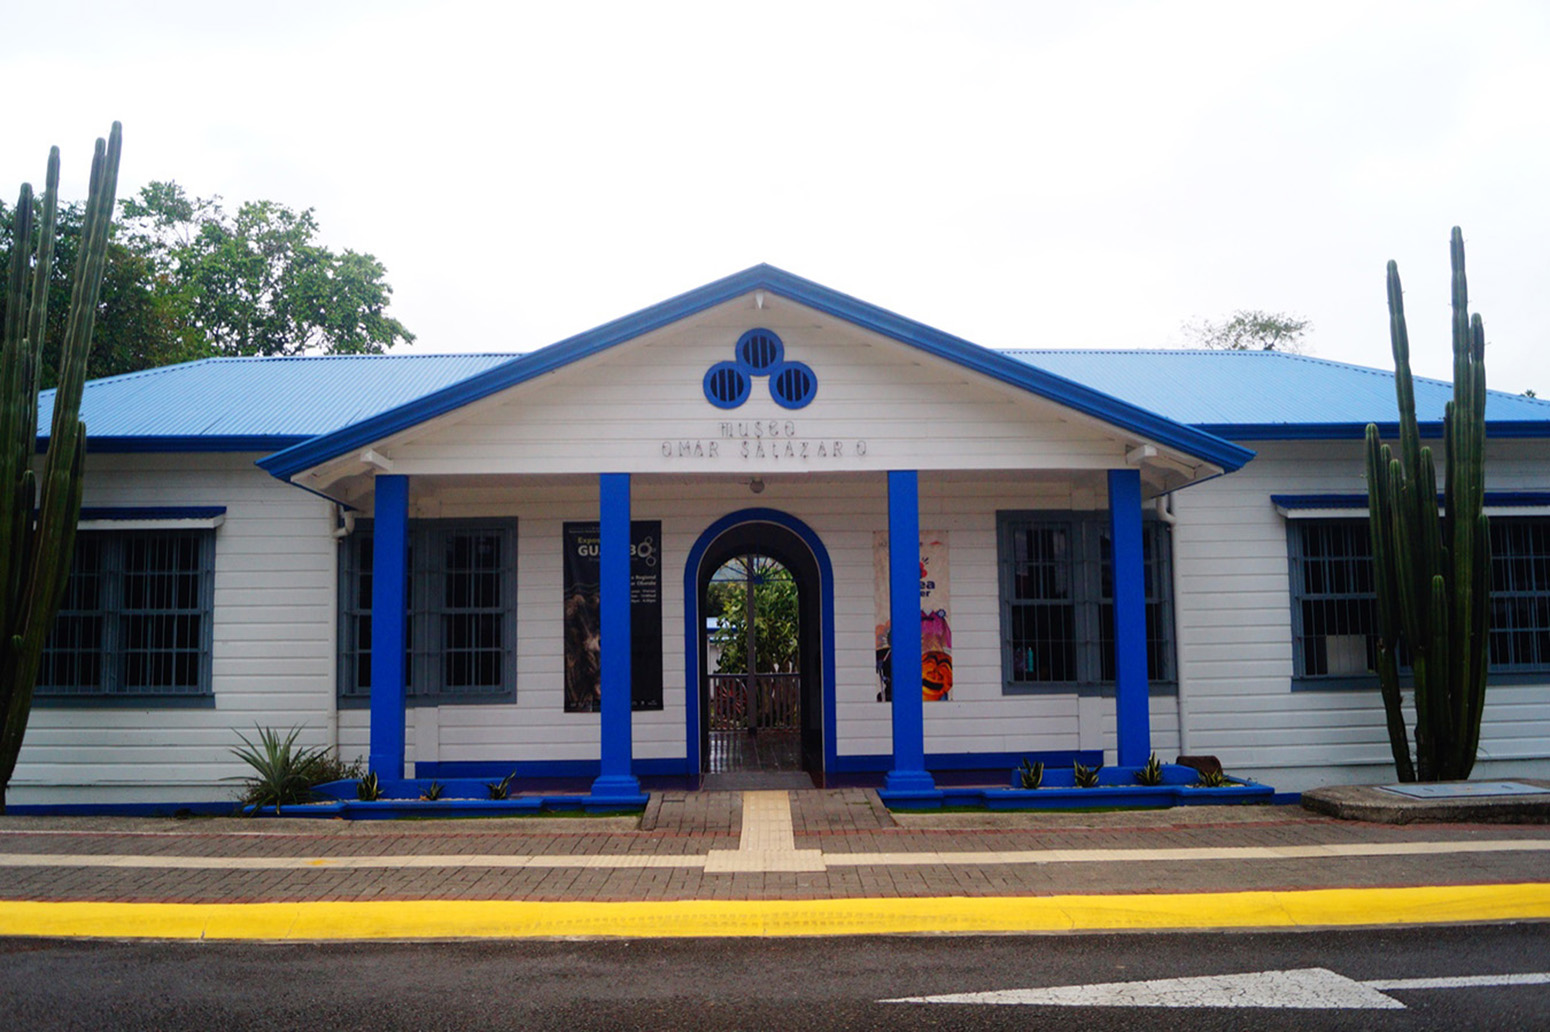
left=563, top=520, right=663, bottom=713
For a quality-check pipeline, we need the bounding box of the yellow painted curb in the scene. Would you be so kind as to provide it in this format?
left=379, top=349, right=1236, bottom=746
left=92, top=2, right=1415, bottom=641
left=1, top=884, right=1546, bottom=940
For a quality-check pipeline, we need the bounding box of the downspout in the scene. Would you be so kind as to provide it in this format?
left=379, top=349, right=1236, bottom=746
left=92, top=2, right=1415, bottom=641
left=327, top=504, right=355, bottom=758
left=1155, top=495, right=1189, bottom=755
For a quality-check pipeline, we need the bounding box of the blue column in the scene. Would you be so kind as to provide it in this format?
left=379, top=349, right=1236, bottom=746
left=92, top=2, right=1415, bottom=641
left=368, top=474, right=409, bottom=780
left=592, top=472, right=641, bottom=798
left=884, top=470, right=936, bottom=794
left=1108, top=468, right=1152, bottom=767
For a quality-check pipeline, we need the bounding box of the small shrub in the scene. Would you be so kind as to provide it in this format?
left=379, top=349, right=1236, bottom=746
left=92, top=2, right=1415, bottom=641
left=1018, top=759, right=1045, bottom=790
left=310, top=752, right=365, bottom=786
left=357, top=771, right=383, bottom=801
left=1134, top=753, right=1164, bottom=787
left=420, top=781, right=444, bottom=801
left=487, top=772, right=516, bottom=800
left=231, top=726, right=328, bottom=815
left=1073, top=760, right=1102, bottom=788
left=1194, top=769, right=1231, bottom=788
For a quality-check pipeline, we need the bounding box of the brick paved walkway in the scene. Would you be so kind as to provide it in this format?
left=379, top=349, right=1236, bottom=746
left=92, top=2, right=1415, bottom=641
left=1, top=791, right=1546, bottom=906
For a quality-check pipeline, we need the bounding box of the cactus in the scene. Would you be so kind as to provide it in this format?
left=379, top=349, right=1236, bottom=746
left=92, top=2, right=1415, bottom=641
left=0, top=125, right=122, bottom=814
left=1366, top=227, right=1490, bottom=783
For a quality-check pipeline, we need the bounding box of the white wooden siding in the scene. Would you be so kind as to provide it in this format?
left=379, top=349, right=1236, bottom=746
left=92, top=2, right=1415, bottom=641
left=11, top=453, right=337, bottom=804
left=1170, top=438, right=1550, bottom=792
left=308, top=296, right=1193, bottom=498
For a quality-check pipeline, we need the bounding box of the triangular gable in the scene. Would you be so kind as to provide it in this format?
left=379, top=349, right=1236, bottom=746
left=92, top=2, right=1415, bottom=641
left=257, top=265, right=1254, bottom=482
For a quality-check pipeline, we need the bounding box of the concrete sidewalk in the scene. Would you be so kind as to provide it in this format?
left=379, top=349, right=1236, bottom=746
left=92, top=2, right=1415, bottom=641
left=1, top=790, right=1547, bottom=939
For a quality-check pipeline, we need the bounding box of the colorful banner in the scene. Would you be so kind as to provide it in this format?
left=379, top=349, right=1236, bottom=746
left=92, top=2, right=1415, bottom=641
left=873, top=530, right=952, bottom=702
left=562, top=520, right=664, bottom=712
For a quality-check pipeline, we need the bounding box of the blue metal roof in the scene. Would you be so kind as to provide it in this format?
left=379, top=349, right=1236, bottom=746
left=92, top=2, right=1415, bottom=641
left=39, top=354, right=515, bottom=451
left=257, top=265, right=1256, bottom=479
left=38, top=281, right=1550, bottom=462
left=1008, top=350, right=1550, bottom=439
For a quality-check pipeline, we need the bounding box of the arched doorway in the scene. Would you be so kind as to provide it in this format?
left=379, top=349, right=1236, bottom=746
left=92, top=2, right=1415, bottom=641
left=684, top=510, right=834, bottom=785
left=705, top=554, right=801, bottom=772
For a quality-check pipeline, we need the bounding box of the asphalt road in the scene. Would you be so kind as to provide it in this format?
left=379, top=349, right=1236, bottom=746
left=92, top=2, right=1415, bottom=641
left=2, top=923, right=1547, bottom=1031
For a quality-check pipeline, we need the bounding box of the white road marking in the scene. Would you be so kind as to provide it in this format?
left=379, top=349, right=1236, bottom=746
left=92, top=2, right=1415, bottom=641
left=884, top=968, right=1403, bottom=1009
left=1364, top=973, right=1550, bottom=991
left=883, top=968, right=1550, bottom=1009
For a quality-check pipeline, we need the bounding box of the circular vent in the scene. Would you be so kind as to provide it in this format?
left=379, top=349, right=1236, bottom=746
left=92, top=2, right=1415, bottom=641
left=703, top=361, right=751, bottom=409
left=769, top=361, right=817, bottom=409
left=735, top=328, right=784, bottom=373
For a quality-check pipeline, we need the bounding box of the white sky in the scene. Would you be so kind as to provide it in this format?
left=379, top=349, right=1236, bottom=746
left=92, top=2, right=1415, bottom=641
left=4, top=0, right=1547, bottom=393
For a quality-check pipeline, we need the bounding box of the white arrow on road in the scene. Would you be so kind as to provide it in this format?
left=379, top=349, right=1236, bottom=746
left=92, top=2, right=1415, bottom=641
left=882, top=969, right=1550, bottom=1010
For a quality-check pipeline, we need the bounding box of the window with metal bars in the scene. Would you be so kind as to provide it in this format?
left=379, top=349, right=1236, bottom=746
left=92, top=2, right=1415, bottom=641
left=37, top=530, right=214, bottom=702
left=1288, top=517, right=1550, bottom=686
left=997, top=511, right=1175, bottom=693
left=339, top=519, right=517, bottom=704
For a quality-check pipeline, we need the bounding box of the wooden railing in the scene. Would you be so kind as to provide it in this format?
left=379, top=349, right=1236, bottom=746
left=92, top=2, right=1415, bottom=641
left=708, top=673, right=800, bottom=732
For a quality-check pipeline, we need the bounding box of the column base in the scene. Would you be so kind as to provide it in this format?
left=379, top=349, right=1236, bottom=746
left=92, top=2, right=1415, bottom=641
left=589, top=773, right=645, bottom=808
left=882, top=768, right=940, bottom=797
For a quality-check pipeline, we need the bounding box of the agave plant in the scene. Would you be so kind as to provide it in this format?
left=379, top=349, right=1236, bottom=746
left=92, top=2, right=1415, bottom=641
left=231, top=726, right=327, bottom=815
left=487, top=772, right=516, bottom=800
left=1018, top=758, right=1044, bottom=790
left=1134, top=753, right=1164, bottom=787
left=1073, top=760, right=1102, bottom=788
left=356, top=771, right=383, bottom=801
left=1194, top=769, right=1231, bottom=789
left=420, top=780, right=444, bottom=802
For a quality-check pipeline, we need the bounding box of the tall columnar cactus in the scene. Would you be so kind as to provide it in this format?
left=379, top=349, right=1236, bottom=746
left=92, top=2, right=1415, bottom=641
left=0, top=125, right=121, bottom=813
left=1365, top=227, right=1491, bottom=783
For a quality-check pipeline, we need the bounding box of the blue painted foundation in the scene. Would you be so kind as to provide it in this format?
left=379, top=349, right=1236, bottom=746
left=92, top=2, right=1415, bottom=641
left=879, top=763, right=1277, bottom=810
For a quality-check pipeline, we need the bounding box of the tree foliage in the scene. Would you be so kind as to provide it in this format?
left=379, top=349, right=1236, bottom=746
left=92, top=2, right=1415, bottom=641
left=0, top=180, right=413, bottom=386
left=120, top=182, right=414, bottom=358
left=708, top=557, right=799, bottom=674
left=1182, top=310, right=1312, bottom=353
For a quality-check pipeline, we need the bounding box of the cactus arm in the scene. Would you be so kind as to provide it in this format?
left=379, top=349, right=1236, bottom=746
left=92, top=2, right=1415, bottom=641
left=1366, top=425, right=1414, bottom=780
left=0, top=125, right=120, bottom=813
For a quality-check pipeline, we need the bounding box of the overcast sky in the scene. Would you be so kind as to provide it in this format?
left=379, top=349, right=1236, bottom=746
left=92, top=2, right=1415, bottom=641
left=4, top=0, right=1546, bottom=393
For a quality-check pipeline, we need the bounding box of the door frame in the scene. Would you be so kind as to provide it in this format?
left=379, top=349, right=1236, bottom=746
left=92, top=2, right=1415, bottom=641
left=683, top=508, right=836, bottom=781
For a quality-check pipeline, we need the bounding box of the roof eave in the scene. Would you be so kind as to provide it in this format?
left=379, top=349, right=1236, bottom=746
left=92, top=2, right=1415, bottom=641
left=259, top=264, right=1255, bottom=480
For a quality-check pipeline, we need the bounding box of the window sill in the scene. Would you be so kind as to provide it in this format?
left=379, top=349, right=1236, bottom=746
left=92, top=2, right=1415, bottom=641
left=1003, top=680, right=1179, bottom=697
left=1292, top=670, right=1550, bottom=692
left=33, top=693, right=215, bottom=709
left=338, top=691, right=516, bottom=709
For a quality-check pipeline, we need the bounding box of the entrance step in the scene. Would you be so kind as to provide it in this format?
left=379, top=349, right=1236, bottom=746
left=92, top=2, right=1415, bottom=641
left=701, top=771, right=816, bottom=792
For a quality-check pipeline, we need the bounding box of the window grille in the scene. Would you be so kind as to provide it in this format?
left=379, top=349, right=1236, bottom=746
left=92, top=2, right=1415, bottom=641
left=339, top=519, right=517, bottom=703
left=997, top=511, right=1175, bottom=691
left=38, top=530, right=214, bottom=699
left=1288, top=516, right=1550, bottom=683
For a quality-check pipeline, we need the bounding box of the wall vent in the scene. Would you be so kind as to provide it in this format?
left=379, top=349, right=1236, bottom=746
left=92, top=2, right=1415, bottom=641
left=769, top=362, right=817, bottom=409
left=703, top=362, right=751, bottom=409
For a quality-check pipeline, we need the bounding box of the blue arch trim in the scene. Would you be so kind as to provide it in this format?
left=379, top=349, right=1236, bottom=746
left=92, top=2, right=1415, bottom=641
left=682, top=507, right=836, bottom=778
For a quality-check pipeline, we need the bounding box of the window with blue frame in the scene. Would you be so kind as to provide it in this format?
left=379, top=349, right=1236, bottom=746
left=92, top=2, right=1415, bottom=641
left=997, top=511, right=1175, bottom=692
left=37, top=530, right=215, bottom=701
left=1288, top=516, right=1550, bottom=685
left=338, top=519, right=517, bottom=704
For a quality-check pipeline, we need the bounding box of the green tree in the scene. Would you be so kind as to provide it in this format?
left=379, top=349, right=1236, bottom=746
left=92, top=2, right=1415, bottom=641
left=0, top=199, right=202, bottom=387
left=1183, top=310, right=1312, bottom=353
left=708, top=557, right=799, bottom=673
left=120, top=182, right=414, bottom=357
